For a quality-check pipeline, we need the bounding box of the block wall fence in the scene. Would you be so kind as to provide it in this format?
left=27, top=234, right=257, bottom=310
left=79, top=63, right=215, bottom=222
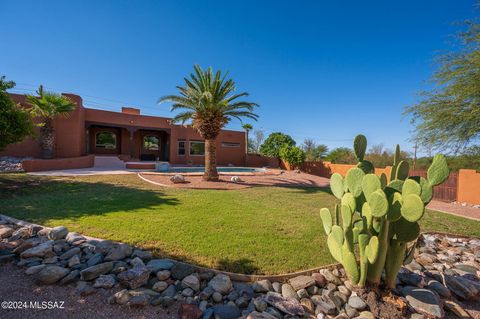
left=297, top=161, right=480, bottom=205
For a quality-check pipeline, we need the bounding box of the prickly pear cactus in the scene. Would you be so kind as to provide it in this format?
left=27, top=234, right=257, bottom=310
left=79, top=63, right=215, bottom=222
left=320, top=134, right=449, bottom=288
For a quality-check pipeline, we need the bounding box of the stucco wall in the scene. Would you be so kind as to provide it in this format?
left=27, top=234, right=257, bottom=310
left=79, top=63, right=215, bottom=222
left=1, top=93, right=247, bottom=166
left=22, top=155, right=94, bottom=172
left=457, top=169, right=480, bottom=205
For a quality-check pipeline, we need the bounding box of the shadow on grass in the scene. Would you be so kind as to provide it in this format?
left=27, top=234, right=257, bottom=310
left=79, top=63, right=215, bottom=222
left=217, top=257, right=260, bottom=274
left=0, top=173, right=179, bottom=224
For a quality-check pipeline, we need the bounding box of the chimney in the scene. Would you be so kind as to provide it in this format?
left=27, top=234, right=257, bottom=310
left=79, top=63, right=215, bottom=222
left=122, top=107, right=140, bottom=115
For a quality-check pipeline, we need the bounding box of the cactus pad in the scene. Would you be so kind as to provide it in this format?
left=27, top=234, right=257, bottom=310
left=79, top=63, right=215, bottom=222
left=400, top=194, right=424, bottom=222
left=354, top=134, right=367, bottom=161
left=396, top=160, right=410, bottom=181
left=330, top=173, right=345, bottom=199
left=341, top=205, right=353, bottom=229
left=366, top=236, right=379, bottom=264
left=380, top=173, right=387, bottom=189
left=393, top=144, right=401, bottom=166
left=357, top=160, right=375, bottom=174
left=419, top=177, right=433, bottom=204
left=361, top=202, right=373, bottom=228
left=368, top=189, right=388, bottom=217
left=320, top=208, right=333, bottom=234
left=387, top=192, right=402, bottom=221
left=391, top=218, right=420, bottom=242
left=327, top=232, right=343, bottom=263
left=342, top=245, right=360, bottom=284
left=346, top=168, right=366, bottom=197
left=362, top=174, right=381, bottom=201
left=427, top=154, right=449, bottom=186
left=342, top=193, right=357, bottom=213
left=386, top=179, right=404, bottom=193
left=402, top=179, right=421, bottom=196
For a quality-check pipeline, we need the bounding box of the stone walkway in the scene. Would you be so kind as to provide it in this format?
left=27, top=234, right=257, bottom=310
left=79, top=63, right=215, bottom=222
left=427, top=200, right=480, bottom=221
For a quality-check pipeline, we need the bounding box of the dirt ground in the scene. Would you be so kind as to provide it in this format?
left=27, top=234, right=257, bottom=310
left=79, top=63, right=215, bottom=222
left=139, top=170, right=331, bottom=190
left=0, top=262, right=177, bottom=319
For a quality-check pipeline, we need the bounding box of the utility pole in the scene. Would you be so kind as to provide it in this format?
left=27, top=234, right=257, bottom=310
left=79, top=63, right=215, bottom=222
left=413, top=142, right=418, bottom=170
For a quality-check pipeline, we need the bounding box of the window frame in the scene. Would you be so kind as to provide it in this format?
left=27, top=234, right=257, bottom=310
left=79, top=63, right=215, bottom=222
left=177, top=140, right=186, bottom=156
left=95, top=131, right=117, bottom=149
left=189, top=140, right=205, bottom=156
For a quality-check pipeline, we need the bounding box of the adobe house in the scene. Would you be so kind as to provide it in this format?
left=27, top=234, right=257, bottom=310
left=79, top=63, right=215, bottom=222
left=1, top=93, right=247, bottom=168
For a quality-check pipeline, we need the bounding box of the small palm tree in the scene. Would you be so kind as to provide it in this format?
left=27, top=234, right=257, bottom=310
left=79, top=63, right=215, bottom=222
left=242, top=124, right=253, bottom=154
left=26, top=85, right=77, bottom=159
left=159, top=65, right=258, bottom=181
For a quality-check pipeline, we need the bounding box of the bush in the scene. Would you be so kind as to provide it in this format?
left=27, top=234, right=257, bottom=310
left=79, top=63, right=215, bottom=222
left=0, top=76, right=34, bottom=150
left=279, top=145, right=306, bottom=168
left=260, top=132, right=296, bottom=157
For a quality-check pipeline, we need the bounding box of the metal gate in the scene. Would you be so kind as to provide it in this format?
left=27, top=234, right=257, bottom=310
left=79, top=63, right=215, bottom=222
left=409, top=170, right=458, bottom=202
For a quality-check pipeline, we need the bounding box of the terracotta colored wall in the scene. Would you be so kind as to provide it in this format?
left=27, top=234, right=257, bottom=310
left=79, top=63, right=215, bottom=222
left=22, top=155, right=94, bottom=172
left=245, top=154, right=280, bottom=168
left=457, top=169, right=480, bottom=205
left=0, top=93, right=85, bottom=158
left=300, top=161, right=392, bottom=179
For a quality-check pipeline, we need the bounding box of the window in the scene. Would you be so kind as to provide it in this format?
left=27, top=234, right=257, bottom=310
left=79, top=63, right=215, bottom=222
left=221, top=142, right=241, bottom=148
left=95, top=132, right=116, bottom=149
left=178, top=140, right=186, bottom=155
left=189, top=141, right=205, bottom=156
left=143, top=136, right=159, bottom=150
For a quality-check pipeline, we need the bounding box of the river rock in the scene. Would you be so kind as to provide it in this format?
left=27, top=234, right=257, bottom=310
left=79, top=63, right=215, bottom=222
left=212, top=304, right=241, bottom=319
left=117, top=265, right=150, bottom=289
left=264, top=292, right=305, bottom=316
left=402, top=286, right=444, bottom=318
left=147, top=259, right=174, bottom=273
left=104, top=244, right=132, bottom=261
left=209, top=274, right=232, bottom=294
left=289, top=275, right=315, bottom=290
left=48, top=226, right=68, bottom=240
left=253, top=279, right=273, bottom=293
left=20, top=241, right=53, bottom=258
left=182, top=274, right=200, bottom=291
left=93, top=274, right=116, bottom=288
left=80, top=262, right=114, bottom=281
left=36, top=266, right=70, bottom=284
left=0, top=226, right=14, bottom=238
left=281, top=283, right=299, bottom=300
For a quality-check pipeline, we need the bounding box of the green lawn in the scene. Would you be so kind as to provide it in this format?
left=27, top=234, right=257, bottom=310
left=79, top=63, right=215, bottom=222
left=1, top=173, right=478, bottom=275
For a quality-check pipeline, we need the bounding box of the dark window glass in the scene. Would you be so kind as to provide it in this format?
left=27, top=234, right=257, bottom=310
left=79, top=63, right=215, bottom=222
left=178, top=140, right=186, bottom=155
left=189, top=141, right=205, bottom=155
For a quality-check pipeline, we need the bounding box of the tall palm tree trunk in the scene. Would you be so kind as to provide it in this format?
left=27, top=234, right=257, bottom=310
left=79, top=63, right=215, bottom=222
left=204, top=139, right=219, bottom=181
left=40, top=118, right=55, bottom=159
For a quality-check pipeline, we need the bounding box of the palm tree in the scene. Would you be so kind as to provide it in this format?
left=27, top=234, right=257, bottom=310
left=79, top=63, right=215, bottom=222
left=159, top=65, right=258, bottom=181
left=26, top=85, right=77, bottom=159
left=242, top=123, right=253, bottom=154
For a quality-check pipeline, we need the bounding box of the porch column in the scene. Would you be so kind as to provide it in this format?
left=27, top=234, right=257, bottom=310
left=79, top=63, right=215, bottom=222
left=128, top=128, right=136, bottom=159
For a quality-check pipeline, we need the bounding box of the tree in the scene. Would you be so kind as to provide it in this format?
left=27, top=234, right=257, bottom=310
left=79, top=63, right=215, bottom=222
left=259, top=132, right=295, bottom=157
left=159, top=65, right=258, bottom=181
left=279, top=145, right=305, bottom=169
left=242, top=123, right=253, bottom=154
left=0, top=76, right=34, bottom=151
left=249, top=129, right=265, bottom=154
left=302, top=138, right=328, bottom=161
left=405, top=21, right=480, bottom=153
left=26, top=85, right=77, bottom=159
left=325, top=147, right=356, bottom=164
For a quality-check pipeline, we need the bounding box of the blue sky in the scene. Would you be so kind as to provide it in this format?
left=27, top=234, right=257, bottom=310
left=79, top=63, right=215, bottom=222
left=0, top=0, right=477, bottom=155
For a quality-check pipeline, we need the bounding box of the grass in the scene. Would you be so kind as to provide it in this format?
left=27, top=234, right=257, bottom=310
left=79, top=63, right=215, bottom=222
left=0, top=173, right=478, bottom=275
